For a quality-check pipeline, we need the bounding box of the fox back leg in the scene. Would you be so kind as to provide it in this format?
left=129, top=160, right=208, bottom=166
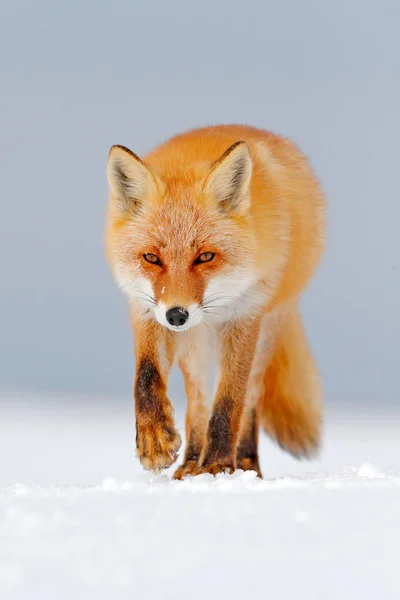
left=236, top=408, right=261, bottom=476
left=260, top=307, right=322, bottom=457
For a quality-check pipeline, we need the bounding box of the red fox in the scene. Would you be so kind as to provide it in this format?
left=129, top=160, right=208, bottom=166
left=105, top=124, right=325, bottom=478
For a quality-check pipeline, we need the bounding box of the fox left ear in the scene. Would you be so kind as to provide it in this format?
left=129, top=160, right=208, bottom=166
left=107, top=145, right=163, bottom=217
left=204, top=141, right=252, bottom=215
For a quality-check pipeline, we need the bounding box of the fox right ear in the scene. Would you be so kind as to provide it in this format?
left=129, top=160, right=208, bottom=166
left=204, top=141, right=252, bottom=215
left=107, top=145, right=163, bottom=216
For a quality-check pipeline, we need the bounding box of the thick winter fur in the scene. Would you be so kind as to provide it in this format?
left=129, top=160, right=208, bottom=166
left=105, top=124, right=325, bottom=478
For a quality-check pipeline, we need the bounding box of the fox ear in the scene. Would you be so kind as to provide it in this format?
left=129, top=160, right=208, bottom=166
left=107, top=145, right=163, bottom=216
left=204, top=141, right=252, bottom=214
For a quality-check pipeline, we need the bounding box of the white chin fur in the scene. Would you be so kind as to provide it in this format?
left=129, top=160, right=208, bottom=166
left=202, top=269, right=265, bottom=321
left=114, top=270, right=155, bottom=303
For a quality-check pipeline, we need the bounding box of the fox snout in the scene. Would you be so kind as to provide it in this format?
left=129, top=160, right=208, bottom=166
left=165, top=307, right=189, bottom=328
left=155, top=302, right=202, bottom=331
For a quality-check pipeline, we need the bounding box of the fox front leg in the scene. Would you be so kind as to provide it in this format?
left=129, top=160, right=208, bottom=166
left=195, top=317, right=261, bottom=476
left=132, top=318, right=181, bottom=472
left=173, top=327, right=214, bottom=480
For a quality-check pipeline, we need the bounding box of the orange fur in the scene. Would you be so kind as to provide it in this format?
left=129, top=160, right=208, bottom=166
left=105, top=124, right=325, bottom=477
left=261, top=308, right=322, bottom=457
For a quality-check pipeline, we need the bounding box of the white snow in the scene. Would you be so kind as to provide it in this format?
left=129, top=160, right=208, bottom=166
left=1, top=393, right=400, bottom=599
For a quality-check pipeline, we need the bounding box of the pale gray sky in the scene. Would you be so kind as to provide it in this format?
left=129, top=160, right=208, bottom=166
left=0, top=0, right=399, bottom=404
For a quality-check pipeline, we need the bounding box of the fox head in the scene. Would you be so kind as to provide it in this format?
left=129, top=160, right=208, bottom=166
left=105, top=141, right=259, bottom=331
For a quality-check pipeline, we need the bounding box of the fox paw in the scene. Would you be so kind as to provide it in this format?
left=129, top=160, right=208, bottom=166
left=192, top=462, right=235, bottom=476
left=136, top=421, right=181, bottom=473
left=173, top=460, right=199, bottom=480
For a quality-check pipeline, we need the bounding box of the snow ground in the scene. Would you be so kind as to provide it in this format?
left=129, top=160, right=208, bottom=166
left=1, top=393, right=400, bottom=600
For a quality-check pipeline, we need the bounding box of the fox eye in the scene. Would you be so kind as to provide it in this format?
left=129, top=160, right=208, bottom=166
left=143, top=253, right=162, bottom=266
left=194, top=252, right=215, bottom=265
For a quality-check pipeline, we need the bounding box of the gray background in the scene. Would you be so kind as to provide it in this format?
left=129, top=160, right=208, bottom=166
left=1, top=0, right=399, bottom=405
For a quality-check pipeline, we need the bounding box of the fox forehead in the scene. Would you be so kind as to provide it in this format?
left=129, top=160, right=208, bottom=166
left=126, top=197, right=238, bottom=255
left=147, top=200, right=208, bottom=249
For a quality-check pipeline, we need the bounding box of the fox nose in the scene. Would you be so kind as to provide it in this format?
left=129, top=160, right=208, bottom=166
left=166, top=307, right=189, bottom=327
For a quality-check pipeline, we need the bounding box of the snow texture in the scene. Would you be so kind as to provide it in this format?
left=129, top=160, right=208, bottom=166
left=1, top=394, right=400, bottom=599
